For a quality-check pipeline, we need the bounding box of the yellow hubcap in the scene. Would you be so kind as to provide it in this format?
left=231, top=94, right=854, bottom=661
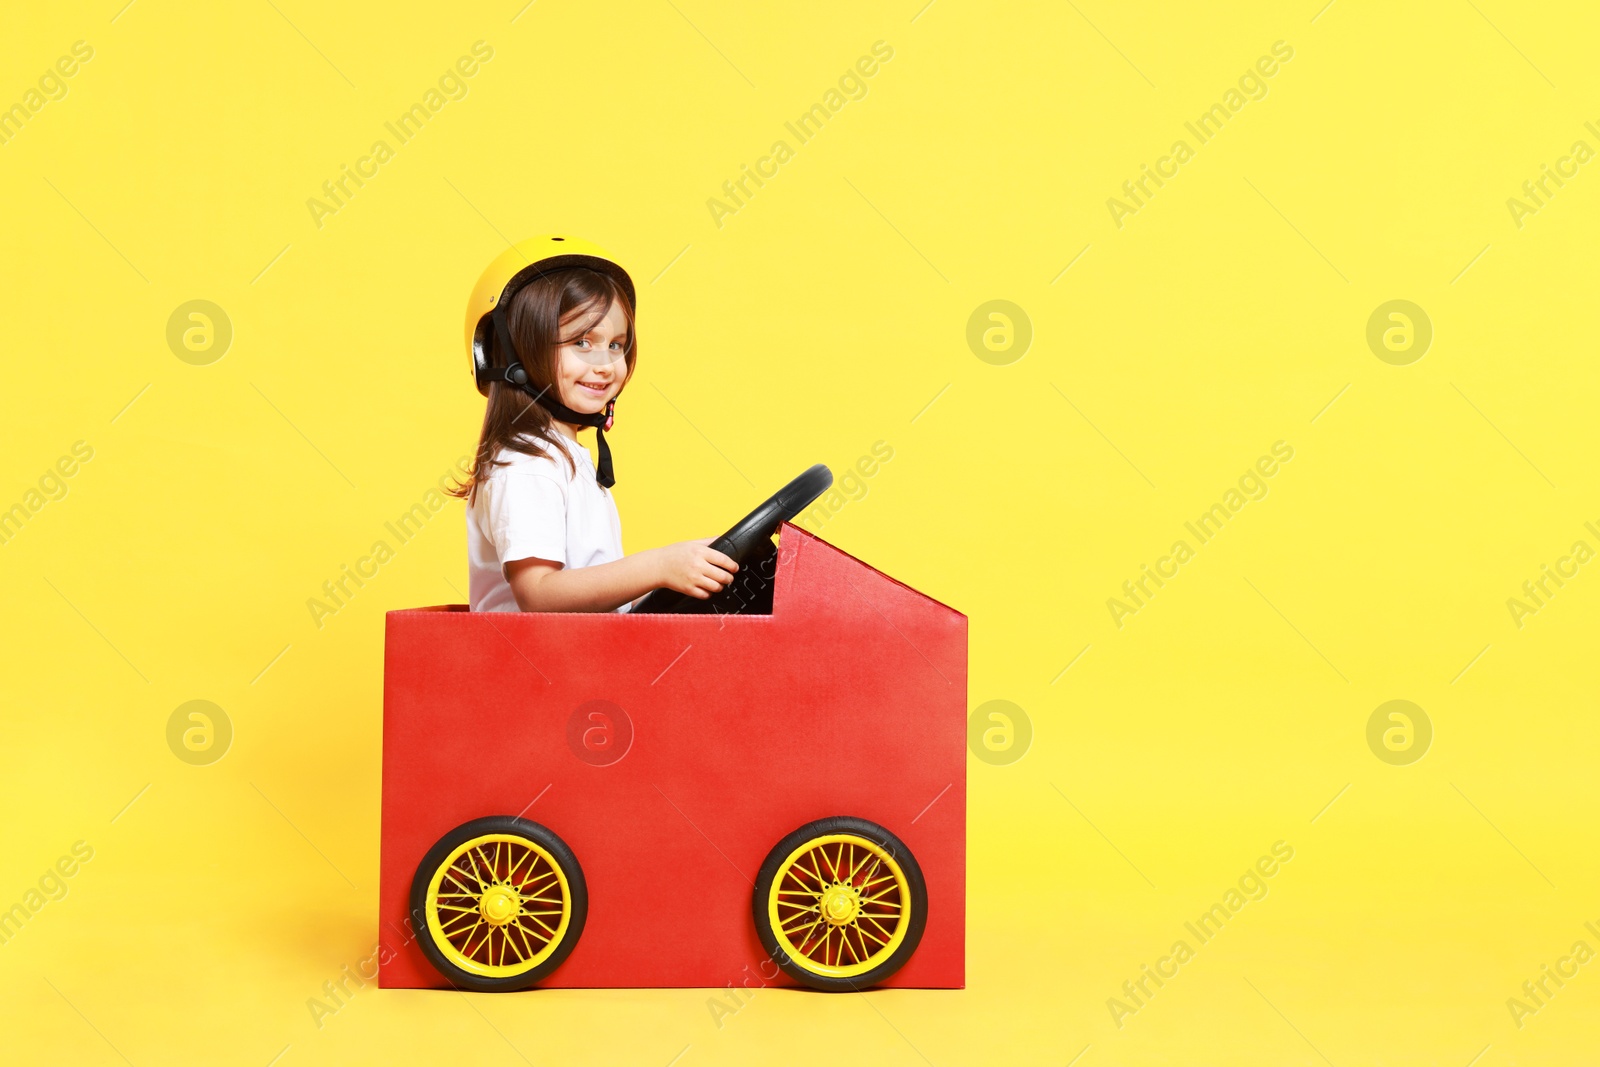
left=423, top=834, right=571, bottom=978
left=480, top=885, right=521, bottom=926
left=768, top=834, right=911, bottom=979
left=820, top=884, right=861, bottom=925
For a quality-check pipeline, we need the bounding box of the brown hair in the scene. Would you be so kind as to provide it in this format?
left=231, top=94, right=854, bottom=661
left=450, top=267, right=636, bottom=505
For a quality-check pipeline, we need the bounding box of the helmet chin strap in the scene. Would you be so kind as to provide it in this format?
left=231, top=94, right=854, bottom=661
left=485, top=305, right=618, bottom=489
left=531, top=393, right=616, bottom=490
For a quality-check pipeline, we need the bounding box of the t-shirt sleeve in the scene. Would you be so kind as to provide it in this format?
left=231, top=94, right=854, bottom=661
left=481, top=464, right=569, bottom=568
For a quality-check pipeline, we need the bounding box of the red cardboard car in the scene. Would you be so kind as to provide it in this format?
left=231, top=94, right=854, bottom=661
left=378, top=468, right=967, bottom=991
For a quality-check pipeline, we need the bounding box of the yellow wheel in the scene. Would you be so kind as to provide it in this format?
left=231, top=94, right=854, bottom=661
left=753, top=817, right=928, bottom=991
left=409, top=816, right=587, bottom=991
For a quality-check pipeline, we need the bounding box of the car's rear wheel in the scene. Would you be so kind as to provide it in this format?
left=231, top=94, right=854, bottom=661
left=409, top=816, right=586, bottom=991
left=752, top=816, right=927, bottom=991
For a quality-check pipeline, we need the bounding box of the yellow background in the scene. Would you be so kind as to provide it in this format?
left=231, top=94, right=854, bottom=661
left=2, top=0, right=1597, bottom=1063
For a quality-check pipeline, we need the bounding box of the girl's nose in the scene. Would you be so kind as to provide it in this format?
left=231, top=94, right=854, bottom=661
left=579, top=347, right=622, bottom=370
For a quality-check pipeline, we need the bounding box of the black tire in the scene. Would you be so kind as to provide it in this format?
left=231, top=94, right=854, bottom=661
left=409, top=816, right=587, bottom=992
left=752, top=816, right=928, bottom=992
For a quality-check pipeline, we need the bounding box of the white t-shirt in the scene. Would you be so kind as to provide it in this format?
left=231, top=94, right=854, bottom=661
left=467, top=431, right=627, bottom=613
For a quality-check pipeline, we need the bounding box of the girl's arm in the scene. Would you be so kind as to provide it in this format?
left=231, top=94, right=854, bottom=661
left=504, top=539, right=738, bottom=613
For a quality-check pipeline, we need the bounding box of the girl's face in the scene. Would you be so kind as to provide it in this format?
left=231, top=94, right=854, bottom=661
left=553, top=298, right=630, bottom=415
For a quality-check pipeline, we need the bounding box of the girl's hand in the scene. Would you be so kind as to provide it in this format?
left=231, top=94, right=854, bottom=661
left=652, top=538, right=738, bottom=599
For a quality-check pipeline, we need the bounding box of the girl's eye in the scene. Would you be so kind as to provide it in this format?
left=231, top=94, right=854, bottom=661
left=574, top=339, right=591, bottom=349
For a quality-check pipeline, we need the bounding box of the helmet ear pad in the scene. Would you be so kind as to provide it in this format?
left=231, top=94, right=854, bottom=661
left=480, top=302, right=535, bottom=394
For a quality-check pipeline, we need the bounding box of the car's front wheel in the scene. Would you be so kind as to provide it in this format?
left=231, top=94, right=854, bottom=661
left=752, top=816, right=927, bottom=991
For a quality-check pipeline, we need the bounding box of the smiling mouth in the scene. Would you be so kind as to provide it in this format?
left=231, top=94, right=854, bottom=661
left=576, top=381, right=609, bottom=394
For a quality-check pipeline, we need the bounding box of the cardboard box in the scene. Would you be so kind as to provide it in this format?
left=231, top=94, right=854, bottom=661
left=379, top=522, right=967, bottom=988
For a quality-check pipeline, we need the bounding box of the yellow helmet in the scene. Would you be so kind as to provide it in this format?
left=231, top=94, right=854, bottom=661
left=465, top=234, right=637, bottom=397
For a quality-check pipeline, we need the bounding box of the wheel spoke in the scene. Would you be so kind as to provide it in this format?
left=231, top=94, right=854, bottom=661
left=515, top=917, right=553, bottom=944
left=861, top=884, right=902, bottom=905
left=518, top=870, right=559, bottom=894
left=859, top=911, right=898, bottom=940
left=790, top=867, right=823, bottom=891
left=780, top=909, right=820, bottom=934
left=780, top=901, right=818, bottom=924
left=455, top=859, right=479, bottom=893
left=455, top=916, right=484, bottom=952
left=473, top=925, right=488, bottom=965
left=840, top=926, right=859, bottom=964
left=521, top=912, right=558, bottom=937
left=508, top=920, right=534, bottom=961
left=847, top=844, right=872, bottom=882
left=787, top=914, right=825, bottom=950
left=807, top=924, right=826, bottom=963
left=852, top=919, right=890, bottom=947
left=507, top=845, right=535, bottom=885
left=439, top=911, right=477, bottom=935
left=857, top=857, right=886, bottom=888
left=473, top=847, right=497, bottom=889
left=459, top=856, right=487, bottom=894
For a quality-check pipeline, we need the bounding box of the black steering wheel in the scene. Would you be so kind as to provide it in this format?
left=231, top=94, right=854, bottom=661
left=631, top=464, right=833, bottom=615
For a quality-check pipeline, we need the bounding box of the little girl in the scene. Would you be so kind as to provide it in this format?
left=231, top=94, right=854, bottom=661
left=452, top=237, right=737, bottom=612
